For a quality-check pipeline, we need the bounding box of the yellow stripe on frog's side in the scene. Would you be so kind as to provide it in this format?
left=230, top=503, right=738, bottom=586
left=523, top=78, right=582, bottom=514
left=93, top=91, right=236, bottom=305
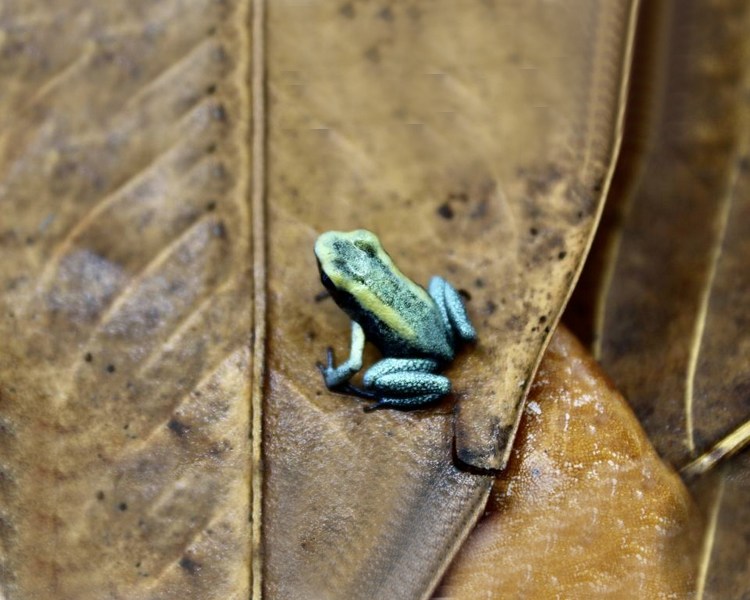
left=348, top=280, right=417, bottom=341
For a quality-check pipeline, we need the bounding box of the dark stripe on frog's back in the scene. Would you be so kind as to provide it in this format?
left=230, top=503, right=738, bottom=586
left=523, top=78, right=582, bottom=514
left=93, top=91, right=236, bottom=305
left=325, top=242, right=454, bottom=362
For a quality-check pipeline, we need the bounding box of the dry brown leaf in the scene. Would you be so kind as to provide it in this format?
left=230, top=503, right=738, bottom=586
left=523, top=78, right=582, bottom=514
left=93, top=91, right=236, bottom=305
left=691, top=452, right=750, bottom=599
left=262, top=1, right=638, bottom=596
left=0, top=1, right=252, bottom=597
left=436, top=327, right=702, bottom=599
left=568, top=0, right=750, bottom=470
left=565, top=1, right=750, bottom=596
left=264, top=0, right=636, bottom=474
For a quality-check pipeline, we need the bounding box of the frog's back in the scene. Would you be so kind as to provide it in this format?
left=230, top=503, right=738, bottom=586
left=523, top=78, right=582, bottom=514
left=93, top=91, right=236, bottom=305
left=316, top=230, right=454, bottom=362
left=353, top=279, right=453, bottom=362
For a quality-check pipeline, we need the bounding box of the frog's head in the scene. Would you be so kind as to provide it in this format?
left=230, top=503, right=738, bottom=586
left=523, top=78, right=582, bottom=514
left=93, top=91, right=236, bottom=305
left=314, top=230, right=383, bottom=298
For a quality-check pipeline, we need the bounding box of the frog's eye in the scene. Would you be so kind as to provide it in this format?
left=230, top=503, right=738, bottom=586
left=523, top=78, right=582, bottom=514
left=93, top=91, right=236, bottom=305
left=353, top=239, right=377, bottom=257
left=351, top=231, right=380, bottom=257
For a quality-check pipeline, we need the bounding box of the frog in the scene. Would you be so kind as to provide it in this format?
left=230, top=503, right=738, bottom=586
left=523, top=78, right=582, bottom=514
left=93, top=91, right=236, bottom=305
left=314, top=229, right=476, bottom=411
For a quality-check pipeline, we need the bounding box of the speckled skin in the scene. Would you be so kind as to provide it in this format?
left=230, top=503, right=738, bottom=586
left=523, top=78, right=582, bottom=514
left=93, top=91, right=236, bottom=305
left=315, top=230, right=476, bottom=410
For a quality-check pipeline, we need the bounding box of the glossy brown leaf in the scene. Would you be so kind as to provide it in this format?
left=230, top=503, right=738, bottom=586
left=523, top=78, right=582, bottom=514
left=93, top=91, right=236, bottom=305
left=565, top=1, right=750, bottom=596
left=0, top=1, right=253, bottom=597
left=437, top=327, right=702, bottom=599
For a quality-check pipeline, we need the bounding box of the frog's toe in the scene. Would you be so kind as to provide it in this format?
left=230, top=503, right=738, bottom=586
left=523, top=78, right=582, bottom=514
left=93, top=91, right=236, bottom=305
left=364, top=392, right=444, bottom=412
left=316, top=347, right=335, bottom=374
left=429, top=275, right=477, bottom=342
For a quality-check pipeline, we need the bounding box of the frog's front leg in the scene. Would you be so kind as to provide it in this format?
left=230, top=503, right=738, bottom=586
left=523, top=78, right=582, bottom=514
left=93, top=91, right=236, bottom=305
left=360, top=357, right=451, bottom=411
left=428, top=276, right=477, bottom=343
left=319, top=320, right=367, bottom=393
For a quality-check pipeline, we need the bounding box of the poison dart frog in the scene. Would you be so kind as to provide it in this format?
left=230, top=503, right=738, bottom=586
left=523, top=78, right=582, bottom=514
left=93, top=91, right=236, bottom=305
left=315, top=229, right=476, bottom=411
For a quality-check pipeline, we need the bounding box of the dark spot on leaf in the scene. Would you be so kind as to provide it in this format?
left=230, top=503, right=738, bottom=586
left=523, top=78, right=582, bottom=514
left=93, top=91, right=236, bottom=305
left=339, top=2, right=355, bottom=18
left=118, top=502, right=128, bottom=511
left=168, top=418, right=190, bottom=437
left=437, top=202, right=454, bottom=219
left=739, top=155, right=750, bottom=172
left=484, top=300, right=497, bottom=315
left=84, top=352, right=93, bottom=363
left=206, top=143, right=216, bottom=154
left=539, top=315, right=547, bottom=323
left=364, top=46, right=380, bottom=63
left=106, top=364, right=116, bottom=373
left=179, top=556, right=200, bottom=575
left=205, top=84, right=217, bottom=95
left=458, top=289, right=471, bottom=301
left=529, top=227, right=538, bottom=236
left=206, top=200, right=217, bottom=212
left=558, top=251, right=567, bottom=260
left=96, top=491, right=105, bottom=501
left=474, top=277, right=484, bottom=288
left=378, top=6, right=394, bottom=21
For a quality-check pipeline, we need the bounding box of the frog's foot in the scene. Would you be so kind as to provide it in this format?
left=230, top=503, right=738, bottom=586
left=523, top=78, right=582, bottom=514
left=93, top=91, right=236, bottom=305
left=317, top=347, right=360, bottom=390
left=428, top=276, right=477, bottom=343
left=317, top=321, right=366, bottom=390
left=360, top=357, right=450, bottom=411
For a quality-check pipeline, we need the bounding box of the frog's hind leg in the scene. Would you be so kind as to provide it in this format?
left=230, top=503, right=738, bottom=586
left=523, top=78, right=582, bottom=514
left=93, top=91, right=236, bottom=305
left=362, top=357, right=441, bottom=386
left=364, top=392, right=445, bottom=412
left=428, top=276, right=476, bottom=342
left=358, top=357, right=450, bottom=410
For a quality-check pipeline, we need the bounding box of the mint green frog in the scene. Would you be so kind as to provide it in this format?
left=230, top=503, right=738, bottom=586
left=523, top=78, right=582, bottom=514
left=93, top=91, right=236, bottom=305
left=315, top=229, right=476, bottom=411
